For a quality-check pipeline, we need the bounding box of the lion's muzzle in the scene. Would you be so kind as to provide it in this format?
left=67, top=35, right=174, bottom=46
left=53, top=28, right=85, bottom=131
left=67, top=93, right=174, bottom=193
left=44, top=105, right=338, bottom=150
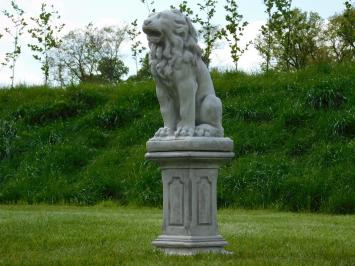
left=143, top=18, right=163, bottom=43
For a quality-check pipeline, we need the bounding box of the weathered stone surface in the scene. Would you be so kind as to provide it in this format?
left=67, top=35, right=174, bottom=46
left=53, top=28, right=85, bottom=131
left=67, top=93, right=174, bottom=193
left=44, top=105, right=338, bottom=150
left=143, top=9, right=235, bottom=255
left=142, top=9, right=224, bottom=138
left=152, top=235, right=229, bottom=255
left=146, top=138, right=234, bottom=255
left=146, top=137, right=234, bottom=152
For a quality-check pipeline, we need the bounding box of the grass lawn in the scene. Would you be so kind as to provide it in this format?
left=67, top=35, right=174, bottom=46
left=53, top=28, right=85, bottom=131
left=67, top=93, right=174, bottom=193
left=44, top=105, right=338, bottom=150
left=0, top=205, right=354, bottom=265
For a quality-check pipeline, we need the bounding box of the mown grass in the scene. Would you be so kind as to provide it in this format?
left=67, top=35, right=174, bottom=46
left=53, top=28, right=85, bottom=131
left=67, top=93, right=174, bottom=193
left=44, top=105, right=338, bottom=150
left=0, top=62, right=354, bottom=213
left=0, top=204, right=354, bottom=265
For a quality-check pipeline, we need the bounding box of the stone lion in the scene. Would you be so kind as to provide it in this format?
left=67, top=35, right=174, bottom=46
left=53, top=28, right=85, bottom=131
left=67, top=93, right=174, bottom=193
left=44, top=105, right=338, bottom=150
left=143, top=9, right=224, bottom=138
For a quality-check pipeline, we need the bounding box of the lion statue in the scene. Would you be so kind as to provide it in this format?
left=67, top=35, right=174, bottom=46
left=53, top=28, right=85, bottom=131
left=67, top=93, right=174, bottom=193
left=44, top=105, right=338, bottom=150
left=142, top=9, right=224, bottom=138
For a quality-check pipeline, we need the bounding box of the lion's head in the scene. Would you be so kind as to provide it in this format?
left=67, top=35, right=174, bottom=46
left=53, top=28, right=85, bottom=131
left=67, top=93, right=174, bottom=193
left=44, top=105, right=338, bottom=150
left=142, top=10, right=202, bottom=83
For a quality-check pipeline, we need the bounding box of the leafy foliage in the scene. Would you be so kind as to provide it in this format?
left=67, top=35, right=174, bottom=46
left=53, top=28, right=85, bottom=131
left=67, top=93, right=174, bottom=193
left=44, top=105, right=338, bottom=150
left=27, top=3, right=65, bottom=85
left=255, top=0, right=276, bottom=72
left=324, top=1, right=355, bottom=62
left=127, top=19, right=146, bottom=75
left=129, top=53, right=152, bottom=81
left=221, top=0, right=251, bottom=70
left=140, top=0, right=155, bottom=13
left=256, top=2, right=324, bottom=71
left=2, top=1, right=27, bottom=88
left=97, top=57, right=128, bottom=84
left=195, top=0, right=220, bottom=67
left=256, top=1, right=354, bottom=71
left=50, top=23, right=129, bottom=85
left=171, top=0, right=221, bottom=67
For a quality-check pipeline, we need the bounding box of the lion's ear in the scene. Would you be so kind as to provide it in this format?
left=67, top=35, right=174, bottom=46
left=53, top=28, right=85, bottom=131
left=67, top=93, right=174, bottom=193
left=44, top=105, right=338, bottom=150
left=185, top=16, right=197, bottom=40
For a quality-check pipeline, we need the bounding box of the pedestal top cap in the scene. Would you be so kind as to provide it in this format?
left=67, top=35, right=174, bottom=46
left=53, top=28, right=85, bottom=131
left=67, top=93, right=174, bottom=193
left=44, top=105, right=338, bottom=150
left=146, top=137, right=234, bottom=152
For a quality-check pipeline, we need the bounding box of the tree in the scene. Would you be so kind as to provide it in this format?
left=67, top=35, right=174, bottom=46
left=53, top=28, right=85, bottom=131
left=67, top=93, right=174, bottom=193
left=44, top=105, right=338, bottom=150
left=171, top=0, right=221, bottom=67
left=127, top=53, right=152, bottom=81
left=264, top=0, right=274, bottom=71
left=50, top=23, right=128, bottom=85
left=28, top=3, right=65, bottom=86
left=2, top=1, right=27, bottom=88
left=274, top=0, right=293, bottom=70
left=255, top=0, right=294, bottom=71
left=171, top=1, right=195, bottom=19
left=0, top=32, right=3, bottom=66
left=255, top=3, right=324, bottom=71
left=140, top=0, right=155, bottom=13
left=222, top=0, right=251, bottom=71
left=100, top=25, right=128, bottom=60
left=195, top=0, right=221, bottom=67
left=324, top=1, right=355, bottom=62
left=52, top=23, right=99, bottom=84
left=255, top=0, right=276, bottom=72
left=49, top=48, right=66, bottom=87
left=275, top=9, right=323, bottom=70
left=127, top=19, right=146, bottom=75
left=98, top=57, right=128, bottom=83
left=136, top=53, right=152, bottom=80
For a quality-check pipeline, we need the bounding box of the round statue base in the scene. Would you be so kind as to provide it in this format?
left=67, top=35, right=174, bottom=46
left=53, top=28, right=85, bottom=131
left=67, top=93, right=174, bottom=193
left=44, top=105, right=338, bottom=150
left=146, top=137, right=234, bottom=255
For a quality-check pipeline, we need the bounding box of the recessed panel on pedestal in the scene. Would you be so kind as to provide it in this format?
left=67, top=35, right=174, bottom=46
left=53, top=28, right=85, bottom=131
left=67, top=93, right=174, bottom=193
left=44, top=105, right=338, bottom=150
left=197, top=176, right=212, bottom=225
left=168, top=177, right=184, bottom=226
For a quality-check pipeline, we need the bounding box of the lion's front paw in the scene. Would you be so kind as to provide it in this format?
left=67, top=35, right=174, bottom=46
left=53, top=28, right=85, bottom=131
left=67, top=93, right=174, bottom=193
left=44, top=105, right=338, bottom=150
left=175, top=126, right=195, bottom=137
left=154, top=127, right=174, bottom=138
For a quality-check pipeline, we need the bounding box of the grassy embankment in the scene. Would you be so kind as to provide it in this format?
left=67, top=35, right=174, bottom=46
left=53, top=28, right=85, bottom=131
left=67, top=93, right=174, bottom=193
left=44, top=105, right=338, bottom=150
left=0, top=204, right=354, bottom=265
left=0, top=63, right=354, bottom=213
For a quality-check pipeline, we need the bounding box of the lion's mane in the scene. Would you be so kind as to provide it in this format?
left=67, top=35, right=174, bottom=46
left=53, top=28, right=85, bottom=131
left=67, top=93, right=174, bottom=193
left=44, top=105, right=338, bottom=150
left=149, top=11, right=202, bottom=86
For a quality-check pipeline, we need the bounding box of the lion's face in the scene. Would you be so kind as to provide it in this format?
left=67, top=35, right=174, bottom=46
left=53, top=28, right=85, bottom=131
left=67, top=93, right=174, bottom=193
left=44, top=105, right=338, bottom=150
left=142, top=10, right=200, bottom=83
left=142, top=10, right=194, bottom=44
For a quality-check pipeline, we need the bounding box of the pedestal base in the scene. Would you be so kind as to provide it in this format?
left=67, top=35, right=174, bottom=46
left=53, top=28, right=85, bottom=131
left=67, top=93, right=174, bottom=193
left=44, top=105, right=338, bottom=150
left=146, top=137, right=234, bottom=255
left=152, top=235, right=228, bottom=255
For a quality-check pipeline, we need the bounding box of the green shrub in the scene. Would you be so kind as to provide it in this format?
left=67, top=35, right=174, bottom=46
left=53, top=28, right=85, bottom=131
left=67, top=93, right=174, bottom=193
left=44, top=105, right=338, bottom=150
left=286, top=135, right=313, bottom=157
left=0, top=63, right=354, bottom=213
left=328, top=191, right=355, bottom=214
left=224, top=105, right=274, bottom=122
left=86, top=129, right=110, bottom=148
left=66, top=86, right=107, bottom=108
left=219, top=156, right=289, bottom=208
left=281, top=109, right=311, bottom=131
left=95, top=105, right=140, bottom=130
left=0, top=120, right=17, bottom=160
left=330, top=110, right=355, bottom=138
left=306, top=81, right=347, bottom=110
left=13, top=101, right=80, bottom=125
left=132, top=161, right=162, bottom=206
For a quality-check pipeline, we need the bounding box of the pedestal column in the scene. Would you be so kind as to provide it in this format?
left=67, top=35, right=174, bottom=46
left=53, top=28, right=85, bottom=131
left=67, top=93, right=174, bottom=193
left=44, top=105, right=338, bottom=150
left=146, top=137, right=234, bottom=255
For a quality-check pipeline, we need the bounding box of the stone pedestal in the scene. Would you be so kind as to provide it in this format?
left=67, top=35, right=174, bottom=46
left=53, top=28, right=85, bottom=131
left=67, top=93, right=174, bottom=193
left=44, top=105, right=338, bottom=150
left=145, top=137, right=234, bottom=255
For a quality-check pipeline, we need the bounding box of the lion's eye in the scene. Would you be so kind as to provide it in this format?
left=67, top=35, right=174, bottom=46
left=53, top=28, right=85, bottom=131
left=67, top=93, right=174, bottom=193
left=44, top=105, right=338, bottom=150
left=174, top=19, right=185, bottom=25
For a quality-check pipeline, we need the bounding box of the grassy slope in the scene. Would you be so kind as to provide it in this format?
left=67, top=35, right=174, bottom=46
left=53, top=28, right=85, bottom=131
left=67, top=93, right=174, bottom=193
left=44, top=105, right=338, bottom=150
left=0, top=204, right=354, bottom=265
left=0, top=63, right=354, bottom=213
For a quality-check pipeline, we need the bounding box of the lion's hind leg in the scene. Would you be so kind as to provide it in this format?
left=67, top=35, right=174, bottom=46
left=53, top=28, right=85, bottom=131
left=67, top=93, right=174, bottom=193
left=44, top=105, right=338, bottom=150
left=195, top=95, right=224, bottom=137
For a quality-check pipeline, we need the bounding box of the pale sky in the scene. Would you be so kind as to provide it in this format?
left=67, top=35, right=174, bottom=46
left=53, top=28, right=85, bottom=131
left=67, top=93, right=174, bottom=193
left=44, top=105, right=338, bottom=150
left=0, top=0, right=347, bottom=86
